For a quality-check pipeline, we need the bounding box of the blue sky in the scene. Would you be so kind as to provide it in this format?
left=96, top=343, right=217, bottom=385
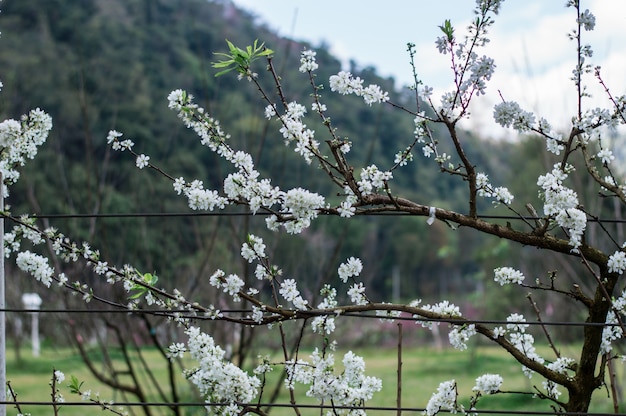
left=231, top=1, right=626, bottom=138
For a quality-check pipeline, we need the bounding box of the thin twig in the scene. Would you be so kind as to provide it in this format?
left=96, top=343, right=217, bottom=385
left=607, top=355, right=620, bottom=413
left=527, top=294, right=560, bottom=358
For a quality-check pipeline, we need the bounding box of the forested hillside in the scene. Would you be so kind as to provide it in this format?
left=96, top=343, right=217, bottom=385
left=0, top=0, right=572, bottom=324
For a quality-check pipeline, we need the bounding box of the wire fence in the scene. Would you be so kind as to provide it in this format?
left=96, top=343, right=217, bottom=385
left=20, top=211, right=626, bottom=223
left=4, top=210, right=626, bottom=415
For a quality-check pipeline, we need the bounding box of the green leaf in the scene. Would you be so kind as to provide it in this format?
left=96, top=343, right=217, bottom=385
left=212, top=39, right=273, bottom=77
left=127, top=270, right=158, bottom=300
left=69, top=375, right=83, bottom=393
left=438, top=19, right=455, bottom=42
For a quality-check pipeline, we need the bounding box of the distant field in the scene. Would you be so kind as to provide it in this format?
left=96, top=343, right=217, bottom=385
left=5, top=342, right=625, bottom=415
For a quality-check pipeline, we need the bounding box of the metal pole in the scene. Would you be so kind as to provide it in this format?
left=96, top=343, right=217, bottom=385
left=0, top=176, right=6, bottom=416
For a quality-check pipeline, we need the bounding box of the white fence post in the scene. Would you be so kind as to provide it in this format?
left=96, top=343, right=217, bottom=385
left=21, top=293, right=42, bottom=357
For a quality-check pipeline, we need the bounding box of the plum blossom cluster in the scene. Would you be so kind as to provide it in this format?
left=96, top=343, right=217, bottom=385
left=473, top=373, right=503, bottom=395
left=600, top=289, right=626, bottom=354
left=493, top=267, right=525, bottom=286
left=493, top=103, right=566, bottom=155
left=311, top=285, right=338, bottom=335
left=4, top=215, right=197, bottom=312
left=337, top=257, right=369, bottom=305
left=279, top=278, right=309, bottom=310
left=497, top=313, right=549, bottom=380
left=601, top=310, right=623, bottom=354
left=597, top=147, right=615, bottom=166
left=394, top=146, right=415, bottom=167
left=411, top=117, right=437, bottom=159
left=347, top=282, right=367, bottom=306
left=476, top=172, right=514, bottom=205
left=0, top=107, right=53, bottom=196
left=567, top=3, right=596, bottom=88
left=607, top=249, right=626, bottom=274
left=448, top=324, right=476, bottom=351
left=285, top=349, right=382, bottom=415
left=422, top=300, right=461, bottom=319
left=111, top=90, right=331, bottom=235
left=171, top=327, right=260, bottom=416
left=537, top=164, right=586, bottom=249
left=106, top=130, right=135, bottom=151
left=338, top=257, right=363, bottom=282
left=433, top=2, right=501, bottom=119
left=465, top=55, right=495, bottom=96
left=166, top=90, right=278, bottom=211
left=337, top=187, right=358, bottom=218
left=280, top=187, right=326, bottom=233
left=424, top=380, right=459, bottom=416
left=417, top=301, right=478, bottom=349
left=493, top=101, right=535, bottom=132
left=409, top=300, right=471, bottom=348
left=530, top=356, right=575, bottom=401
left=209, top=270, right=245, bottom=302
left=240, top=234, right=266, bottom=262
left=51, top=369, right=66, bottom=405
left=276, top=101, right=320, bottom=164
left=357, top=165, right=392, bottom=195
left=547, top=357, right=575, bottom=377
left=329, top=70, right=389, bottom=105
left=15, top=250, right=54, bottom=287
left=574, top=107, right=619, bottom=134
left=178, top=178, right=228, bottom=211
left=578, top=8, right=596, bottom=31
left=298, top=49, right=319, bottom=73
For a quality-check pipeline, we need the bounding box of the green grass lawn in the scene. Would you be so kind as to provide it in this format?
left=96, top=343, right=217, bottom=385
left=5, top=342, right=624, bottom=415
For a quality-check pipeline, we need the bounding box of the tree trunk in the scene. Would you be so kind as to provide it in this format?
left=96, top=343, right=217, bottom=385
left=567, top=271, right=617, bottom=412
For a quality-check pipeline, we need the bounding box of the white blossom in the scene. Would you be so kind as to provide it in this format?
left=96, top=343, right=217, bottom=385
left=338, top=257, right=363, bottom=282
left=329, top=71, right=389, bottom=105
left=178, top=327, right=260, bottom=415
left=347, top=282, right=368, bottom=305
left=135, top=154, right=150, bottom=169
left=298, top=49, right=319, bottom=73
left=597, top=148, right=614, bottom=165
left=578, top=9, right=596, bottom=31
left=285, top=349, right=382, bottom=412
left=54, top=370, right=65, bottom=383
left=423, top=300, right=461, bottom=318
left=608, top=250, right=626, bottom=274
left=94, top=261, right=108, bottom=275
left=449, top=324, right=476, bottom=350
left=538, top=164, right=586, bottom=248
left=506, top=313, right=528, bottom=332
left=16, top=250, right=54, bottom=287
left=357, top=165, right=392, bottom=195
left=547, top=357, right=575, bottom=375
left=264, top=104, right=276, bottom=120
left=279, top=279, right=309, bottom=310
left=473, top=374, right=503, bottom=394
left=601, top=311, right=622, bottom=354
left=424, top=380, right=458, bottom=416
left=542, top=380, right=562, bottom=399
left=0, top=108, right=52, bottom=196
left=241, top=234, right=266, bottom=263
left=494, top=267, right=525, bottom=285
left=493, top=101, right=535, bottom=132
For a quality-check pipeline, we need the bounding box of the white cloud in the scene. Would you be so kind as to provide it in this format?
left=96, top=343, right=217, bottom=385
left=231, top=0, right=626, bottom=139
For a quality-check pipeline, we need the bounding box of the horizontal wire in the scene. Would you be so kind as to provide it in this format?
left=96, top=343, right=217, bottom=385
left=1, top=308, right=619, bottom=327
left=1, top=401, right=623, bottom=415
left=14, top=211, right=626, bottom=223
